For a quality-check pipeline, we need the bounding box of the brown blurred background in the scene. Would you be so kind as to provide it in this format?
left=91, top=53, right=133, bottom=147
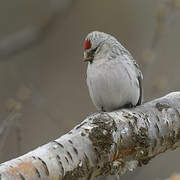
left=0, top=0, right=180, bottom=179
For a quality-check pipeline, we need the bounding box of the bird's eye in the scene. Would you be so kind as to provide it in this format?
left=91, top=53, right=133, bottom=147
left=84, top=39, right=91, bottom=50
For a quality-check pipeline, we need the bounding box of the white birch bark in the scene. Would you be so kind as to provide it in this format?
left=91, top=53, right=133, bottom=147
left=0, top=92, right=180, bottom=180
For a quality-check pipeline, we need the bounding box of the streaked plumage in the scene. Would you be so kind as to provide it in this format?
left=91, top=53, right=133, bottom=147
left=84, top=31, right=143, bottom=112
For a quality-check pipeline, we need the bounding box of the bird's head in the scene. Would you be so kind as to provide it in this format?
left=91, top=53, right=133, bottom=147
left=83, top=31, right=111, bottom=64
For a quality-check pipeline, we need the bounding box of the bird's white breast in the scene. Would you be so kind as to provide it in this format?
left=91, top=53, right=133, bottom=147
left=86, top=58, right=140, bottom=111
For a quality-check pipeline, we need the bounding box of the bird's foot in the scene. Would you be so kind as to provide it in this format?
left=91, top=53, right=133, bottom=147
left=123, top=103, right=135, bottom=109
left=116, top=103, right=135, bottom=110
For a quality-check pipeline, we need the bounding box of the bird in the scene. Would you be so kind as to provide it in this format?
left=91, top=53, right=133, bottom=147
left=83, top=31, right=143, bottom=112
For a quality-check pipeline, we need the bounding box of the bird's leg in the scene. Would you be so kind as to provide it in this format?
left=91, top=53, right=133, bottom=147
left=101, top=106, right=106, bottom=112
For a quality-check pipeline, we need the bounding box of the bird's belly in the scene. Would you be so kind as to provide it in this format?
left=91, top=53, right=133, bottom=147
left=89, top=78, right=131, bottom=111
left=87, top=64, right=139, bottom=111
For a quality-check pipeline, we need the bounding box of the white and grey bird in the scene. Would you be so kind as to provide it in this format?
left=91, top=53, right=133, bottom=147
left=83, top=31, right=143, bottom=112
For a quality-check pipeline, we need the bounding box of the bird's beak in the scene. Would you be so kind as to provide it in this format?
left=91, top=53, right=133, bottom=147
left=84, top=56, right=93, bottom=63
left=84, top=52, right=94, bottom=63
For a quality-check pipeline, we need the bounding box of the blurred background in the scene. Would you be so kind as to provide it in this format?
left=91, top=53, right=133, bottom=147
left=0, top=0, right=180, bottom=179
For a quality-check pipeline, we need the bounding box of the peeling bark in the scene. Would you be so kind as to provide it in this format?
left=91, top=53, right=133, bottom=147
left=0, top=92, right=180, bottom=179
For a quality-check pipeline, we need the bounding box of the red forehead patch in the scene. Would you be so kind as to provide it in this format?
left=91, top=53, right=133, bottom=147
left=84, top=39, right=91, bottom=50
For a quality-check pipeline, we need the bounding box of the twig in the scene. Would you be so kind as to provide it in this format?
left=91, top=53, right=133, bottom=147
left=0, top=0, right=72, bottom=59
left=142, top=0, right=180, bottom=66
left=0, top=112, right=22, bottom=154
left=152, top=0, right=179, bottom=49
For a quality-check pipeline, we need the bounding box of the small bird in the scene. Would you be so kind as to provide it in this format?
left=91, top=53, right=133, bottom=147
left=83, top=31, right=143, bottom=112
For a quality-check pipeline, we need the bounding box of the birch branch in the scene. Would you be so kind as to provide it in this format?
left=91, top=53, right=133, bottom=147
left=0, top=92, right=180, bottom=180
